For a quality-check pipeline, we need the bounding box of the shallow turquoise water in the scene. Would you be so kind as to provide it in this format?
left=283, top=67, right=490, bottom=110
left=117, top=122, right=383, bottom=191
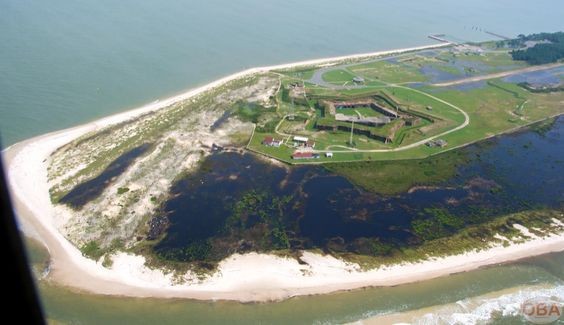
left=1, top=0, right=563, bottom=147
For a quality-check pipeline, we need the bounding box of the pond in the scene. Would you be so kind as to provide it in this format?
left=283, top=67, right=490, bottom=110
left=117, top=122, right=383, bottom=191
left=154, top=117, right=563, bottom=262
left=503, top=65, right=564, bottom=87
left=60, top=143, right=152, bottom=208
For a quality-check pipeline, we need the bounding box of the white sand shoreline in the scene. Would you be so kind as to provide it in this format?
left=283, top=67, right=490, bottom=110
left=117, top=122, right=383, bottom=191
left=3, top=42, right=564, bottom=302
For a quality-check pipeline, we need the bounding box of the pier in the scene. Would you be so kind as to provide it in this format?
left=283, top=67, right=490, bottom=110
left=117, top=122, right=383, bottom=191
left=428, top=34, right=457, bottom=45
left=484, top=30, right=511, bottom=40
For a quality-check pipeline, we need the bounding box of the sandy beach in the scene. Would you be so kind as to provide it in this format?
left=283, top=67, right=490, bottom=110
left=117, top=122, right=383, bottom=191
left=3, top=42, right=564, bottom=302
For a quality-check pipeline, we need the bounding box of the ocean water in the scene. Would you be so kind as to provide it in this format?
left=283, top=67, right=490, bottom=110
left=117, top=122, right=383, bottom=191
left=4, top=0, right=564, bottom=323
left=1, top=0, right=564, bottom=147
left=26, top=235, right=563, bottom=324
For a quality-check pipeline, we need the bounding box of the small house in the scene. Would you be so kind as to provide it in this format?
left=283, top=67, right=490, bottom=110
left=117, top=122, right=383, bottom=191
left=293, top=136, right=309, bottom=143
left=292, top=151, right=314, bottom=160
left=262, top=136, right=282, bottom=147
left=292, top=151, right=320, bottom=160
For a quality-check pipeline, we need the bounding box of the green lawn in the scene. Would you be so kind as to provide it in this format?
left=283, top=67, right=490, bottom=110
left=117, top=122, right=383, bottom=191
left=321, top=69, right=357, bottom=84
left=312, top=130, right=390, bottom=151
left=247, top=131, right=294, bottom=162
left=348, top=59, right=427, bottom=83
left=385, top=87, right=466, bottom=124
left=325, top=148, right=469, bottom=194
left=337, top=106, right=383, bottom=117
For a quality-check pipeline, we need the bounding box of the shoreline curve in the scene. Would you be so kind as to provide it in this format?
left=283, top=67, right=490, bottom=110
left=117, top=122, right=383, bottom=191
left=3, top=42, right=564, bottom=303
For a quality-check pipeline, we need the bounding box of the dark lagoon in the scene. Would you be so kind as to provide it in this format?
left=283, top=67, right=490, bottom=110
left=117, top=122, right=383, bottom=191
left=154, top=117, right=564, bottom=262
left=60, top=143, right=152, bottom=208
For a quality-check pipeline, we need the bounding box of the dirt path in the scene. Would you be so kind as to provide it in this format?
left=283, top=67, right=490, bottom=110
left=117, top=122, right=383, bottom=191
left=432, top=63, right=563, bottom=87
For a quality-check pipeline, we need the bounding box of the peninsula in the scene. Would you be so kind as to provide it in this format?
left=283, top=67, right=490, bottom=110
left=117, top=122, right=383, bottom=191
left=4, top=33, right=564, bottom=302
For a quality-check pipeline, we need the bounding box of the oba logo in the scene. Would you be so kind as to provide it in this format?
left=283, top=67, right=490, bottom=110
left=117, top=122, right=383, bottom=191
left=521, top=297, right=562, bottom=324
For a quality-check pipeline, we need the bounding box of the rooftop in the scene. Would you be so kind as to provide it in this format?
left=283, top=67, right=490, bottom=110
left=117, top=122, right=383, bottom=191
left=292, top=151, right=314, bottom=159
left=294, top=136, right=309, bottom=142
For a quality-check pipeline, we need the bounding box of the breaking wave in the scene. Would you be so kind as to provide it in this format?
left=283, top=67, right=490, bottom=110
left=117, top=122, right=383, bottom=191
left=411, top=285, right=563, bottom=325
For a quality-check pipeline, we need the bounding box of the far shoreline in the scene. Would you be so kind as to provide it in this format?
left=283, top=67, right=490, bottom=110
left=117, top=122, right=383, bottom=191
left=1, top=41, right=449, bottom=152
left=2, top=41, right=564, bottom=303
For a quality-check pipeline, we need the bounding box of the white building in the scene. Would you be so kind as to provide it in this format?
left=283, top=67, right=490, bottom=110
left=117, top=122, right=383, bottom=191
left=293, top=136, right=309, bottom=143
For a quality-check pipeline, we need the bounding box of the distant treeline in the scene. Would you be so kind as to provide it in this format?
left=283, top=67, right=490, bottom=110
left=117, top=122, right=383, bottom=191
left=506, top=31, right=564, bottom=65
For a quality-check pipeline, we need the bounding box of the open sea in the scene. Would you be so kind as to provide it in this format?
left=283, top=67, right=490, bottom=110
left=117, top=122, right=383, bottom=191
left=3, top=0, right=564, bottom=323
left=2, top=0, right=564, bottom=147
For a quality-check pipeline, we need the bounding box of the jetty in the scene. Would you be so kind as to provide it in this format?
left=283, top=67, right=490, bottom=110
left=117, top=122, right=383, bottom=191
left=484, top=30, right=511, bottom=40
left=428, top=34, right=457, bottom=45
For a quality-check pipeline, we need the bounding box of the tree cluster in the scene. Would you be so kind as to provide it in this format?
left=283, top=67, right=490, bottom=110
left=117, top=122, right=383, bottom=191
left=510, top=32, right=564, bottom=65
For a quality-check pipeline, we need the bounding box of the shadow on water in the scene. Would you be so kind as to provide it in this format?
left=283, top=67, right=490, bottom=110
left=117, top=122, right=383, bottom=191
left=154, top=117, right=563, bottom=261
left=59, top=143, right=152, bottom=208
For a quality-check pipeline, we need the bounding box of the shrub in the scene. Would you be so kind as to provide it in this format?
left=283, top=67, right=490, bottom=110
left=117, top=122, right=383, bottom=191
left=80, top=241, right=104, bottom=260
left=117, top=187, right=130, bottom=195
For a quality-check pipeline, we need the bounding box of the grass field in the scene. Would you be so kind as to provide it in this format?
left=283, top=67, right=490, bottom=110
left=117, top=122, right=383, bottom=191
left=324, top=148, right=470, bottom=194
left=245, top=42, right=564, bottom=164
left=459, top=51, right=527, bottom=71
left=337, top=106, right=383, bottom=117
left=348, top=59, right=427, bottom=83
left=321, top=69, right=357, bottom=84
